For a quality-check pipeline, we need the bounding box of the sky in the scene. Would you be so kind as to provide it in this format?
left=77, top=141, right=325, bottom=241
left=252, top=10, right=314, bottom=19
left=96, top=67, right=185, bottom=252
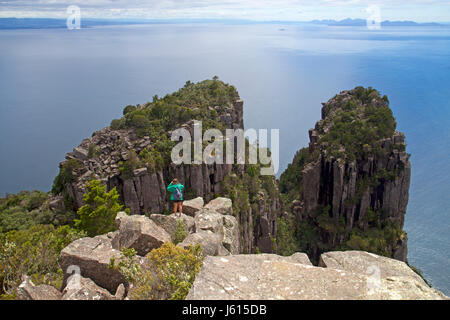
left=0, top=0, right=449, bottom=22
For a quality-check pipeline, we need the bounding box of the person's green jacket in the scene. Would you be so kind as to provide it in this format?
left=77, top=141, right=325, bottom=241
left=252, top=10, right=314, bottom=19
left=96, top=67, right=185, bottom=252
left=167, top=182, right=184, bottom=201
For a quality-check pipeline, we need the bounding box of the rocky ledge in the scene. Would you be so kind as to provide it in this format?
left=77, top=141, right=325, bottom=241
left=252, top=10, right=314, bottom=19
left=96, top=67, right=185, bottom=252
left=187, top=251, right=447, bottom=300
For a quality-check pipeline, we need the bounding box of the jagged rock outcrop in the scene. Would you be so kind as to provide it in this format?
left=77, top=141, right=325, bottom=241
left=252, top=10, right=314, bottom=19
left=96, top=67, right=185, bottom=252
left=186, top=251, right=447, bottom=300
left=62, top=275, right=116, bottom=300
left=16, top=275, right=62, bottom=300
left=178, top=204, right=240, bottom=256
left=59, top=233, right=126, bottom=294
left=112, top=213, right=171, bottom=256
left=281, top=87, right=411, bottom=262
left=203, top=197, right=233, bottom=215
left=182, top=197, right=204, bottom=217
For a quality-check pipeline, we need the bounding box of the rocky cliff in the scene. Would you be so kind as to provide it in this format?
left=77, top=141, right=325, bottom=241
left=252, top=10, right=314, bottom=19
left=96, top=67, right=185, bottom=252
left=279, top=87, right=411, bottom=262
left=52, top=79, right=280, bottom=254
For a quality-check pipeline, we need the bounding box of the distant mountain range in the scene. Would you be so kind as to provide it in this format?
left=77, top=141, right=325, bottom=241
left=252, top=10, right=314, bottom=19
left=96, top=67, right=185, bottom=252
left=0, top=18, right=153, bottom=29
left=0, top=17, right=445, bottom=30
left=309, top=18, right=442, bottom=27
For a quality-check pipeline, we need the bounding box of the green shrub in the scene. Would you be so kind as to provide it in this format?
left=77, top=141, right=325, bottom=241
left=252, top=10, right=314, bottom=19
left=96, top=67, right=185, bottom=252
left=52, top=159, right=82, bottom=195
left=0, top=224, right=85, bottom=295
left=276, top=216, right=300, bottom=256
left=88, top=144, right=100, bottom=159
left=123, top=105, right=137, bottom=115
left=320, top=89, right=396, bottom=161
left=75, top=179, right=123, bottom=237
left=109, top=247, right=141, bottom=283
left=279, top=147, right=309, bottom=199
left=110, top=119, right=123, bottom=130
left=173, top=220, right=187, bottom=245
left=112, top=242, right=203, bottom=300
left=0, top=191, right=75, bottom=233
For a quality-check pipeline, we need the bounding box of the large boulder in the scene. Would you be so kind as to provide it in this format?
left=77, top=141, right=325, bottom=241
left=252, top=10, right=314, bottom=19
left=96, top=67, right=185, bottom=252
left=178, top=231, right=225, bottom=256
left=62, top=275, right=115, bottom=300
left=204, top=197, right=233, bottom=216
left=195, top=209, right=225, bottom=234
left=186, top=252, right=447, bottom=300
left=187, top=209, right=240, bottom=255
left=182, top=197, right=204, bottom=217
left=149, top=213, right=194, bottom=241
left=59, top=234, right=125, bottom=294
left=111, top=214, right=171, bottom=256
left=16, top=276, right=62, bottom=300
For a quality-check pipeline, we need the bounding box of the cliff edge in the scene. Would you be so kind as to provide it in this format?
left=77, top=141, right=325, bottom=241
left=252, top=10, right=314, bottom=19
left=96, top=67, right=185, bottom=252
left=279, top=87, right=410, bottom=262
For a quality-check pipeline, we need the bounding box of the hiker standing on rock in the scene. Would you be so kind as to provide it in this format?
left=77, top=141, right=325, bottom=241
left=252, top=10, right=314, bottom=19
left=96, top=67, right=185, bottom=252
left=167, top=178, right=184, bottom=217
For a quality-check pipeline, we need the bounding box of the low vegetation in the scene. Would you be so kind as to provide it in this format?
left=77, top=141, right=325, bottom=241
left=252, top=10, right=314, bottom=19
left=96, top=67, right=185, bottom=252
left=320, top=87, right=396, bottom=161
left=0, top=224, right=85, bottom=298
left=110, top=242, right=203, bottom=300
left=0, top=190, right=75, bottom=233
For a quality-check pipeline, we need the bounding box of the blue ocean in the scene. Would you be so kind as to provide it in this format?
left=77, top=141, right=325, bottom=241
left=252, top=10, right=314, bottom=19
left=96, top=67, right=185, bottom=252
left=0, top=23, right=449, bottom=294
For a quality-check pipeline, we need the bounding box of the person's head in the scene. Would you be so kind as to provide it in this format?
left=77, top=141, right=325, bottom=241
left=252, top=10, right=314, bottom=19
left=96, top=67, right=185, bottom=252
left=172, top=178, right=178, bottom=184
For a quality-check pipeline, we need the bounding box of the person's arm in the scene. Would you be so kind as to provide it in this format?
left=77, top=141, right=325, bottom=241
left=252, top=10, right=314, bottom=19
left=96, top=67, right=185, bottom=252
left=167, top=182, right=174, bottom=192
left=180, top=184, right=184, bottom=190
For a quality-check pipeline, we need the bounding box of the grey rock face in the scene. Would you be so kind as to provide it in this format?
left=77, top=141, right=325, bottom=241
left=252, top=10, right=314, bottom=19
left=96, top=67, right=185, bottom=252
left=182, top=197, right=204, bottom=217
left=59, top=234, right=126, bottom=294
left=178, top=231, right=224, bottom=256
left=194, top=209, right=225, bottom=234
left=111, top=214, right=171, bottom=256
left=115, top=211, right=128, bottom=229
left=149, top=213, right=194, bottom=241
left=204, top=197, right=233, bottom=215
left=114, top=283, right=127, bottom=300
left=177, top=200, right=240, bottom=256
left=186, top=252, right=447, bottom=300
left=62, top=275, right=115, bottom=300
left=222, top=215, right=240, bottom=254
left=16, top=276, right=62, bottom=300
